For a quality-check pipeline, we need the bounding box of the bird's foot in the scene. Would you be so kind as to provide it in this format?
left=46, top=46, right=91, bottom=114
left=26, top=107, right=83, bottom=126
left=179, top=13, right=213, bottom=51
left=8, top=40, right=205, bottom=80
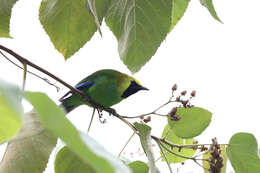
left=106, top=107, right=117, bottom=116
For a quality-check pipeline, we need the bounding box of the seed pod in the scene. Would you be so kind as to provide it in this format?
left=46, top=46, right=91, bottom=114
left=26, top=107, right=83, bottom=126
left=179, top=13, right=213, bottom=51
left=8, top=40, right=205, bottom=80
left=172, top=84, right=178, bottom=91
left=191, top=90, right=196, bottom=97
left=168, top=107, right=177, bottom=117
left=144, top=116, right=151, bottom=123
left=181, top=90, right=187, bottom=96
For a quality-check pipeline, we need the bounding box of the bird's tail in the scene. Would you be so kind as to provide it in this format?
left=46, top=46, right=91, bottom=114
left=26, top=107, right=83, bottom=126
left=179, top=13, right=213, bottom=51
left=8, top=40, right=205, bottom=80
left=60, top=97, right=77, bottom=113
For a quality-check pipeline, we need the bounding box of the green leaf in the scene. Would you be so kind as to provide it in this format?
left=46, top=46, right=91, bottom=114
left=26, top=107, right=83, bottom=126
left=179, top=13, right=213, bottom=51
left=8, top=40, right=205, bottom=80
left=0, top=0, right=18, bottom=38
left=0, top=111, right=57, bottom=173
left=160, top=125, right=196, bottom=163
left=134, top=122, right=160, bottom=173
left=170, top=0, right=191, bottom=31
left=227, top=132, right=260, bottom=173
left=25, top=92, right=131, bottom=173
left=55, top=146, right=96, bottom=173
left=105, top=0, right=172, bottom=73
left=128, top=161, right=149, bottom=173
left=168, top=107, right=212, bottom=138
left=203, top=145, right=227, bottom=173
left=39, top=0, right=97, bottom=58
left=0, top=79, right=23, bottom=143
left=86, top=0, right=111, bottom=35
left=200, top=0, right=222, bottom=22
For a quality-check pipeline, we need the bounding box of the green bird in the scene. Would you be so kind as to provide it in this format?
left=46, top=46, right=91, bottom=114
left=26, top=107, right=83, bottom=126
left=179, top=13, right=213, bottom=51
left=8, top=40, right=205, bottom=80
left=60, top=69, right=148, bottom=113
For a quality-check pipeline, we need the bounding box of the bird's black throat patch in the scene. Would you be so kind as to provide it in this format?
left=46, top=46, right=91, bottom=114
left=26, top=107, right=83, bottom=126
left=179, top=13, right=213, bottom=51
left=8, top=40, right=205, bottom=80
left=121, top=81, right=147, bottom=98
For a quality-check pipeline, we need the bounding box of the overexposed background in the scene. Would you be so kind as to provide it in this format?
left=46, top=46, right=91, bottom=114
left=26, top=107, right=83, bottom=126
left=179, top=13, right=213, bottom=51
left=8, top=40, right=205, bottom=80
left=1, top=0, right=260, bottom=172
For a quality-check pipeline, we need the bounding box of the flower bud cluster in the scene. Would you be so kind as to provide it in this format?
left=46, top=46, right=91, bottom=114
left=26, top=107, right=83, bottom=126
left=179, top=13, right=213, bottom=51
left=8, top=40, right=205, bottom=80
left=208, top=138, right=224, bottom=173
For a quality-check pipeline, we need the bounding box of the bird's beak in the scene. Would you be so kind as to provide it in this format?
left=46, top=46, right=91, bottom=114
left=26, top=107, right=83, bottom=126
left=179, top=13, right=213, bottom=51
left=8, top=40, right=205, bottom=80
left=140, top=86, right=149, bottom=91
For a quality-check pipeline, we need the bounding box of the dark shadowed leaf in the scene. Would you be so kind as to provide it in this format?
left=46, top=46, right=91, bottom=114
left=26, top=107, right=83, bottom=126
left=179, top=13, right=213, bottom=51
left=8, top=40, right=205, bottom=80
left=25, top=92, right=131, bottom=173
left=160, top=125, right=196, bottom=163
left=0, top=111, right=57, bottom=173
left=128, top=161, right=149, bottom=173
left=227, top=132, right=260, bottom=173
left=168, top=107, right=212, bottom=138
left=0, top=79, right=23, bottom=143
left=134, top=122, right=160, bottom=173
left=39, top=0, right=97, bottom=58
left=0, top=0, right=18, bottom=38
left=106, top=0, right=172, bottom=73
left=55, top=146, right=96, bottom=173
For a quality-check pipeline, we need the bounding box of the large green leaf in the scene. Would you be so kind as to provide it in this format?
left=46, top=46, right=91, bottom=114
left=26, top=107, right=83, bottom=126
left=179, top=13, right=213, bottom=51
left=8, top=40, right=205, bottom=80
left=134, top=122, right=160, bottom=173
left=128, top=161, right=149, bottom=173
left=170, top=0, right=191, bottom=31
left=168, top=107, right=212, bottom=138
left=105, top=0, right=172, bottom=73
left=0, top=0, right=18, bottom=38
left=227, top=133, right=260, bottom=173
left=160, top=125, right=196, bottom=163
left=200, top=0, right=222, bottom=22
left=0, top=111, right=57, bottom=173
left=86, top=0, right=111, bottom=35
left=203, top=145, right=227, bottom=173
left=55, top=146, right=96, bottom=173
left=25, top=92, right=131, bottom=173
left=39, top=0, right=97, bottom=58
left=0, top=79, right=23, bottom=143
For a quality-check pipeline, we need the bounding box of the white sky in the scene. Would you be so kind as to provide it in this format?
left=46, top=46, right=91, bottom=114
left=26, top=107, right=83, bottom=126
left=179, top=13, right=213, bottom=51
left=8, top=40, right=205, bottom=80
left=1, top=0, right=260, bottom=172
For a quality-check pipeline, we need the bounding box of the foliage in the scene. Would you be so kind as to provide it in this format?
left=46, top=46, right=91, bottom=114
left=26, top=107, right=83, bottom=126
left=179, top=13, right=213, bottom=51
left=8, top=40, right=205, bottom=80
left=0, top=80, right=23, bottom=143
left=0, top=0, right=259, bottom=173
left=0, top=0, right=221, bottom=73
left=168, top=107, right=212, bottom=138
left=227, top=133, right=260, bottom=173
left=160, top=125, right=196, bottom=163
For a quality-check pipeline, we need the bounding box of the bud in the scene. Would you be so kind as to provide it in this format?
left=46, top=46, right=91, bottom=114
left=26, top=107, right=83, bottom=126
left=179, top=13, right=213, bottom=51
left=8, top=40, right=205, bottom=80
left=144, top=116, right=151, bottom=123
left=191, top=90, right=196, bottom=97
left=168, top=107, right=177, bottom=117
left=140, top=115, right=145, bottom=119
left=181, top=100, right=188, bottom=107
left=170, top=114, right=181, bottom=121
left=181, top=90, right=187, bottom=96
left=172, top=84, right=178, bottom=91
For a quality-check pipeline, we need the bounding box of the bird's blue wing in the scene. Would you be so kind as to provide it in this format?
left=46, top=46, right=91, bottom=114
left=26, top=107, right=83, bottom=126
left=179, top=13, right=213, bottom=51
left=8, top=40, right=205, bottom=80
left=75, top=81, right=94, bottom=90
left=59, top=81, right=94, bottom=102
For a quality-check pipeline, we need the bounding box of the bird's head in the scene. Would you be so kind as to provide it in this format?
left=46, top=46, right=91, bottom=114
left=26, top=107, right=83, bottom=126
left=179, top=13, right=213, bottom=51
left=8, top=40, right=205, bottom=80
left=121, top=80, right=148, bottom=98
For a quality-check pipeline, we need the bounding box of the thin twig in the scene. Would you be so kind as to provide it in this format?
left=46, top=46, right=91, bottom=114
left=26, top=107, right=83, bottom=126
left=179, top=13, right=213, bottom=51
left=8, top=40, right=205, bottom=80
left=22, top=63, right=27, bottom=91
left=121, top=96, right=176, bottom=119
left=0, top=50, right=60, bottom=91
left=118, top=132, right=136, bottom=158
left=157, top=139, right=195, bottom=160
left=87, top=108, right=96, bottom=132
left=193, top=160, right=210, bottom=171
left=0, top=44, right=82, bottom=96
left=155, top=139, right=173, bottom=173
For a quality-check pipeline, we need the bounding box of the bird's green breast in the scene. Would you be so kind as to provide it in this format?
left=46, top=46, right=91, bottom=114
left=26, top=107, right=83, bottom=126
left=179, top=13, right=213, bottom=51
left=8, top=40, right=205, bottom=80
left=83, top=70, right=129, bottom=107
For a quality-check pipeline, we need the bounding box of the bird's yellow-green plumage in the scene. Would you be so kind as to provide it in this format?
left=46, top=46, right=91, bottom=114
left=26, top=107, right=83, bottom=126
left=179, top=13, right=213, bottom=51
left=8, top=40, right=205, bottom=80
left=60, top=69, right=148, bottom=113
